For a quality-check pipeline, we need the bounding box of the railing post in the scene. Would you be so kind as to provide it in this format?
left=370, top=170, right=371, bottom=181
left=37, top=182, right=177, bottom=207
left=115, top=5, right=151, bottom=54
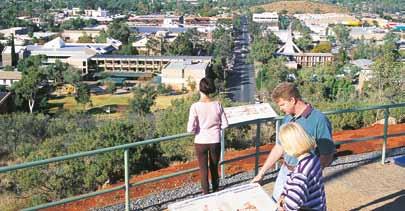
left=220, top=129, right=225, bottom=179
left=255, top=122, right=261, bottom=175
left=382, top=108, right=389, bottom=164
left=275, top=119, right=281, bottom=170
left=124, top=149, right=130, bottom=211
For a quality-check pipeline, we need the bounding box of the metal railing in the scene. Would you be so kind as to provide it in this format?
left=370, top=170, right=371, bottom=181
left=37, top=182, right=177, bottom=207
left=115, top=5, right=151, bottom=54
left=0, top=102, right=404, bottom=211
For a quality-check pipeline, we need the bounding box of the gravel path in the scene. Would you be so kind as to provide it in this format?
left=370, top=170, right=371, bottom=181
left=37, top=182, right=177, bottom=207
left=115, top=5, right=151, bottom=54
left=93, top=147, right=405, bottom=211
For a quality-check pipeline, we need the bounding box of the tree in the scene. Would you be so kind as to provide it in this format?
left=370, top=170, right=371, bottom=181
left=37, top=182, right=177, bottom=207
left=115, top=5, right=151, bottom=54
left=250, top=33, right=279, bottom=64
left=129, top=85, right=157, bottom=114
left=146, top=37, right=162, bottom=55
left=295, top=32, right=313, bottom=52
left=253, top=7, right=265, bottom=13
left=332, top=24, right=351, bottom=50
left=256, top=58, right=291, bottom=96
left=368, top=37, right=404, bottom=103
left=10, top=114, right=162, bottom=207
left=12, top=62, right=47, bottom=113
left=104, top=80, right=116, bottom=94
left=115, top=44, right=137, bottom=55
left=311, top=41, right=332, bottom=53
left=95, top=30, right=108, bottom=43
left=372, top=20, right=379, bottom=27
left=11, top=33, right=17, bottom=67
left=46, top=60, right=68, bottom=85
left=107, top=20, right=131, bottom=44
left=278, top=15, right=290, bottom=30
left=74, top=83, right=90, bottom=109
left=166, top=33, right=193, bottom=55
left=63, top=67, right=81, bottom=86
left=77, top=33, right=93, bottom=43
left=155, top=96, right=197, bottom=160
left=60, top=18, right=86, bottom=30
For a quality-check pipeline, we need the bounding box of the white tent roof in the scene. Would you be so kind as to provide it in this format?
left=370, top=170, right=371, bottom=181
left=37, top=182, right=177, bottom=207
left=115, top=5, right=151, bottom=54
left=43, top=37, right=65, bottom=49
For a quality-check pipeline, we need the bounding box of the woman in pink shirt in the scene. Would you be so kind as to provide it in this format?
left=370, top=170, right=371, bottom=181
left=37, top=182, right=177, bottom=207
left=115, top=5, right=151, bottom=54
left=187, top=77, right=229, bottom=194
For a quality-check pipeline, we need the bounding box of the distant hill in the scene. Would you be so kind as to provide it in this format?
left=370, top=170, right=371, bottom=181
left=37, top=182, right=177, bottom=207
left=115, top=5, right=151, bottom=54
left=251, top=0, right=349, bottom=14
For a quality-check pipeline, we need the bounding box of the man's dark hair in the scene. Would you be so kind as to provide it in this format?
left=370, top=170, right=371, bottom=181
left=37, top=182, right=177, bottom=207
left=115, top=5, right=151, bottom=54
left=199, top=77, right=216, bottom=95
left=271, top=82, right=302, bottom=102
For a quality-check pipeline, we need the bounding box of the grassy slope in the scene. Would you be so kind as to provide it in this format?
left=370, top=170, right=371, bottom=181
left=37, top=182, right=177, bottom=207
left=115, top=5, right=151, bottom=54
left=48, top=93, right=191, bottom=112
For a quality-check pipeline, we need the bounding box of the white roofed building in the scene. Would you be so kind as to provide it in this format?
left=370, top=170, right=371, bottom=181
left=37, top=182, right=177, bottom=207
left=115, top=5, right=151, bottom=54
left=25, top=37, right=119, bottom=74
left=252, top=12, right=279, bottom=31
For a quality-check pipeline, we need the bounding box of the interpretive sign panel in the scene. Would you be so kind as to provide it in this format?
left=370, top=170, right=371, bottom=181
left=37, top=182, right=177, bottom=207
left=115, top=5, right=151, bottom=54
left=168, top=183, right=276, bottom=211
left=224, top=103, right=278, bottom=125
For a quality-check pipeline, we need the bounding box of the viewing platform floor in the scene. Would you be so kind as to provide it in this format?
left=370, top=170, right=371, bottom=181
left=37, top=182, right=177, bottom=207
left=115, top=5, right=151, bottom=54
left=262, top=159, right=405, bottom=210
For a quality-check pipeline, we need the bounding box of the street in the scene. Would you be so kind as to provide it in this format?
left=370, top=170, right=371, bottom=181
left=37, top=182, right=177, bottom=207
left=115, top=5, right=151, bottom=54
left=226, top=15, right=256, bottom=103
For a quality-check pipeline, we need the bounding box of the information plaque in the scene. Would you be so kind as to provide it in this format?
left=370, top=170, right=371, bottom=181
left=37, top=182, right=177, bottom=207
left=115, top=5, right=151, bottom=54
left=224, top=103, right=278, bottom=125
left=168, top=183, right=276, bottom=211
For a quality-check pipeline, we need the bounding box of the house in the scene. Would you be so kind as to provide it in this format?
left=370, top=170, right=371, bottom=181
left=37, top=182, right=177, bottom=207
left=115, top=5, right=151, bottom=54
left=1, top=46, right=28, bottom=67
left=161, top=59, right=210, bottom=91
left=0, top=71, right=22, bottom=87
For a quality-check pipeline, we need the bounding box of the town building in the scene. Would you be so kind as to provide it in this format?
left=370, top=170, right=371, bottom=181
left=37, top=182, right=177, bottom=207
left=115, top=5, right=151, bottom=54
left=128, top=15, right=183, bottom=26
left=0, top=27, right=28, bottom=37
left=350, top=27, right=387, bottom=41
left=1, top=46, right=28, bottom=67
left=252, top=12, right=279, bottom=31
left=0, top=71, right=22, bottom=87
left=61, top=30, right=103, bottom=43
left=25, top=37, right=120, bottom=74
left=84, top=7, right=109, bottom=18
left=294, top=13, right=360, bottom=27
left=161, top=60, right=208, bottom=91
left=132, top=32, right=178, bottom=56
left=276, top=27, right=334, bottom=68
left=90, top=55, right=211, bottom=90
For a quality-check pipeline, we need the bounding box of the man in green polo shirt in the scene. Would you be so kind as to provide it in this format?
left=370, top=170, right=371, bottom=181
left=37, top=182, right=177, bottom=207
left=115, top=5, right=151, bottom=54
left=252, top=82, right=336, bottom=206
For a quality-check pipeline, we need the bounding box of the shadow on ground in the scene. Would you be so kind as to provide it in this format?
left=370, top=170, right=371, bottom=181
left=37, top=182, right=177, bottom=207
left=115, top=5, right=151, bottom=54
left=350, top=190, right=405, bottom=211
left=86, top=104, right=118, bottom=115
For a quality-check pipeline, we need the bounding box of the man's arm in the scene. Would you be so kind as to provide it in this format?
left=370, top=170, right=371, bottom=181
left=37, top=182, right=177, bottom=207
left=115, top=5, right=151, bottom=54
left=252, top=144, right=284, bottom=183
left=319, top=153, right=334, bottom=169
left=316, top=115, right=336, bottom=169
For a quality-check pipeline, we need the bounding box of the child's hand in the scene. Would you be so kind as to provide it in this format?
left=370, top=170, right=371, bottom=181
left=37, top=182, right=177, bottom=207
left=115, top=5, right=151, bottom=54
left=277, top=196, right=285, bottom=211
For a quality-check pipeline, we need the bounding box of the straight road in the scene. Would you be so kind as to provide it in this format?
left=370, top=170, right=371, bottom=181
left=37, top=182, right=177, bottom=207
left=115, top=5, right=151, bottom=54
left=226, top=15, right=256, bottom=103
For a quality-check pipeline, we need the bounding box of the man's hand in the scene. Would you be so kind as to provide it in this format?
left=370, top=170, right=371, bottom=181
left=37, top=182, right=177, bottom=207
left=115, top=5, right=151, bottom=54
left=320, top=153, right=334, bottom=169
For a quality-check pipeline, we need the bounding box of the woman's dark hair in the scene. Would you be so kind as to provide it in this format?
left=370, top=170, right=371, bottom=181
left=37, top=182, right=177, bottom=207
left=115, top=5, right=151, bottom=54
left=199, top=77, right=216, bottom=95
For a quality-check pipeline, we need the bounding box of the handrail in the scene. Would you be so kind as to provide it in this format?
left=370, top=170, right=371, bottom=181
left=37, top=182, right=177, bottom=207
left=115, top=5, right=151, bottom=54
left=0, top=133, right=193, bottom=173
left=0, top=102, right=404, bottom=211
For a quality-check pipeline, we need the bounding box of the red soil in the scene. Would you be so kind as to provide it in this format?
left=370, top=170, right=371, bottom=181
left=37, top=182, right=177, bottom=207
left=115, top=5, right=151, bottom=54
left=45, top=123, right=405, bottom=211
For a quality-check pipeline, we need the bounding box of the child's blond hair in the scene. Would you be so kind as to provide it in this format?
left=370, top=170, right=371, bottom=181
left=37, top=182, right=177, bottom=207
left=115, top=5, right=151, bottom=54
left=279, top=122, right=316, bottom=157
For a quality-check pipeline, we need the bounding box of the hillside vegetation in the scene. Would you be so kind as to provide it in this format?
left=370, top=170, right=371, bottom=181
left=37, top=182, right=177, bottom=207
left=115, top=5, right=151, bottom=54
left=252, top=0, right=348, bottom=14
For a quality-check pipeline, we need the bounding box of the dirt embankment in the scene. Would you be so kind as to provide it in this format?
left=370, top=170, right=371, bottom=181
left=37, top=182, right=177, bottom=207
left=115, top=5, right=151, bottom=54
left=251, top=0, right=348, bottom=14
left=49, top=123, right=405, bottom=211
